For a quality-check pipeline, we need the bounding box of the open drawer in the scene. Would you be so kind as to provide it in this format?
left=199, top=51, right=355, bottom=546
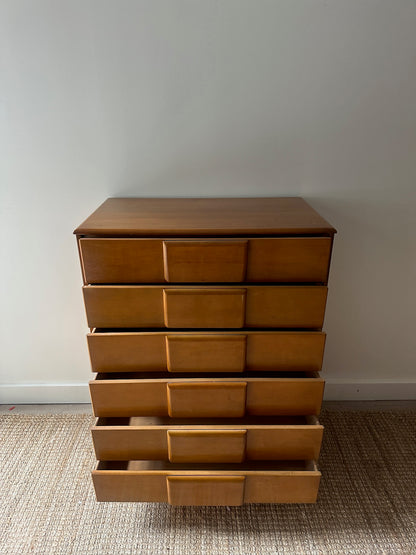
left=91, top=415, right=323, bottom=462
left=92, top=460, right=321, bottom=504
left=89, top=372, right=325, bottom=418
left=79, top=236, right=332, bottom=284
left=87, top=330, right=326, bottom=373
left=83, top=285, right=327, bottom=329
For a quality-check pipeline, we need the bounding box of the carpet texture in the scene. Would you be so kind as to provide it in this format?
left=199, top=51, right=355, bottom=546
left=0, top=410, right=415, bottom=555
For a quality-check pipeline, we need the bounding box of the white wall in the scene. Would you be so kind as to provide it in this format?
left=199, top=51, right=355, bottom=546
left=1, top=0, right=415, bottom=402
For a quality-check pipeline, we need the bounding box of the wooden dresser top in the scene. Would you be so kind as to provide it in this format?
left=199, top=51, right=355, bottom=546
left=74, top=197, right=336, bottom=237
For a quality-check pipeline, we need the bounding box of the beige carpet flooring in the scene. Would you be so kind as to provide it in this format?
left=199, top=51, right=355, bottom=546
left=1, top=409, right=415, bottom=555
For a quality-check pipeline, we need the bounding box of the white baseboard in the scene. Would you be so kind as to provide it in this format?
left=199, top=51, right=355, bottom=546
left=0, top=383, right=91, bottom=404
left=1, top=380, right=415, bottom=404
left=324, top=379, right=416, bottom=401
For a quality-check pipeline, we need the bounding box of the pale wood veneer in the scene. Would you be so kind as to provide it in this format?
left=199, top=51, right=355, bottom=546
left=92, top=460, right=321, bottom=504
left=87, top=330, right=326, bottom=373
left=91, top=416, right=323, bottom=462
left=79, top=236, right=331, bottom=284
left=75, top=197, right=335, bottom=505
left=83, top=285, right=328, bottom=329
left=89, top=372, right=324, bottom=418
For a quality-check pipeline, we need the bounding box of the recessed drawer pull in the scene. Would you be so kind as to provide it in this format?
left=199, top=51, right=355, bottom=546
left=163, top=288, right=247, bottom=328
left=166, top=382, right=247, bottom=418
left=167, top=430, right=247, bottom=463
left=166, top=475, right=245, bottom=506
left=163, top=240, right=248, bottom=282
left=165, top=334, right=247, bottom=373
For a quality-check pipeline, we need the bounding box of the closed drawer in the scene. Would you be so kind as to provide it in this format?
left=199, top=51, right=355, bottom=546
left=92, top=460, right=321, bottom=504
left=92, top=415, right=323, bottom=462
left=89, top=372, right=324, bottom=417
left=83, top=285, right=327, bottom=329
left=88, top=330, right=326, bottom=373
left=79, top=237, right=331, bottom=284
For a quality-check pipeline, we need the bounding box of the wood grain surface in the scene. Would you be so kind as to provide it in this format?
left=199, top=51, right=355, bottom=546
left=91, top=415, right=323, bottom=462
left=89, top=373, right=325, bottom=417
left=87, top=330, right=326, bottom=373
left=74, top=197, right=336, bottom=236
left=78, top=236, right=332, bottom=283
left=92, top=460, right=321, bottom=504
left=83, top=285, right=327, bottom=328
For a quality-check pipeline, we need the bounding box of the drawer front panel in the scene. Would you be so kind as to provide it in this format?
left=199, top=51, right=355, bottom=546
left=88, top=333, right=167, bottom=373
left=93, top=472, right=168, bottom=503
left=83, top=286, right=327, bottom=329
left=243, top=474, right=320, bottom=504
left=245, top=332, right=325, bottom=372
left=92, top=428, right=167, bottom=460
left=83, top=287, right=163, bottom=328
left=91, top=419, right=323, bottom=461
left=246, top=380, right=324, bottom=416
left=79, top=237, right=331, bottom=284
left=245, top=427, right=322, bottom=460
left=90, top=380, right=167, bottom=417
left=89, top=375, right=324, bottom=417
left=246, top=238, right=331, bottom=283
left=88, top=331, right=325, bottom=373
left=245, top=287, right=327, bottom=329
left=92, top=462, right=321, bottom=504
left=80, top=239, right=164, bottom=284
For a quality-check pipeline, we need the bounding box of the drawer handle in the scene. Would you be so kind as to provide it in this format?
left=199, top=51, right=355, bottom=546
left=165, top=334, right=247, bottom=372
left=163, top=240, right=248, bottom=282
left=167, top=429, right=247, bottom=463
left=163, top=288, right=247, bottom=328
left=167, top=475, right=245, bottom=506
left=167, top=382, right=247, bottom=418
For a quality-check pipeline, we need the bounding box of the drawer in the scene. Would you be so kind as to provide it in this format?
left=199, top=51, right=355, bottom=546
left=89, top=372, right=324, bottom=417
left=91, top=415, right=323, bottom=461
left=92, top=460, right=321, bottom=504
left=79, top=237, right=331, bottom=284
left=88, top=330, right=326, bottom=373
left=83, top=285, right=327, bottom=329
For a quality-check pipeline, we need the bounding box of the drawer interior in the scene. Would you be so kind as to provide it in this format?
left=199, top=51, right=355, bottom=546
left=95, top=415, right=319, bottom=427
left=94, top=370, right=320, bottom=380
left=92, top=328, right=324, bottom=333
left=96, top=460, right=318, bottom=472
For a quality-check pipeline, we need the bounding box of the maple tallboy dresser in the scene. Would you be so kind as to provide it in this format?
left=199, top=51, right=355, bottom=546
left=74, top=197, right=336, bottom=506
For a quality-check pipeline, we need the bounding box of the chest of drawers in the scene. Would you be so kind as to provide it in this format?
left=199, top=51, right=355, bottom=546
left=74, top=197, right=335, bottom=506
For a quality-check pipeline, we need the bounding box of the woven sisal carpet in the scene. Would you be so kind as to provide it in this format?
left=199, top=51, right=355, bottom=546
left=1, top=410, right=415, bottom=555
